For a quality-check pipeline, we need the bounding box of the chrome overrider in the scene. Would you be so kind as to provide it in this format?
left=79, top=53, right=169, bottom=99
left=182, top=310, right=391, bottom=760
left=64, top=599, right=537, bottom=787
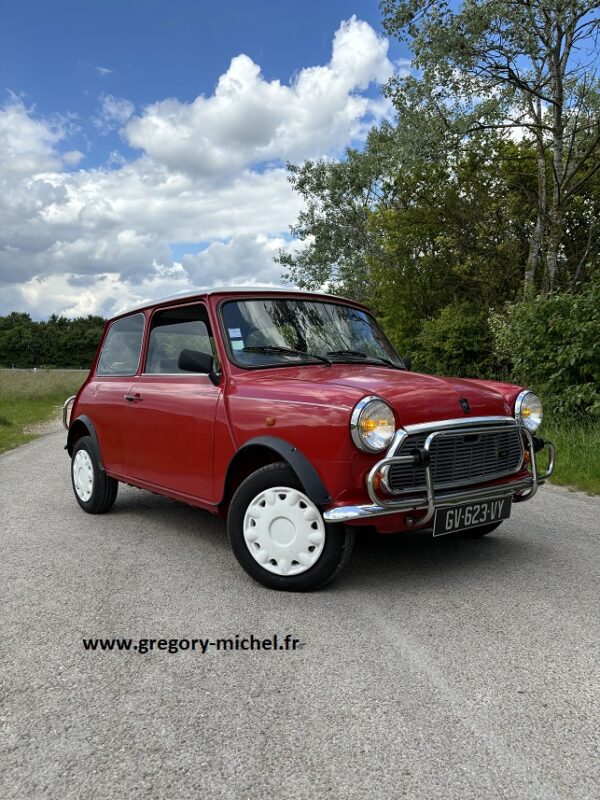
left=323, top=416, right=555, bottom=525
left=62, top=395, right=76, bottom=430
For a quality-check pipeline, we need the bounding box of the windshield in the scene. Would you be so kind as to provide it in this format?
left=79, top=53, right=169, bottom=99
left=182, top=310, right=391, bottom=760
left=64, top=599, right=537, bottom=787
left=221, top=298, right=404, bottom=368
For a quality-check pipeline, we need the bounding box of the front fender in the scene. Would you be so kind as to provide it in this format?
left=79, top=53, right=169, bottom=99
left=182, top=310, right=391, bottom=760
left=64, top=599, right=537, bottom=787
left=234, top=436, right=331, bottom=506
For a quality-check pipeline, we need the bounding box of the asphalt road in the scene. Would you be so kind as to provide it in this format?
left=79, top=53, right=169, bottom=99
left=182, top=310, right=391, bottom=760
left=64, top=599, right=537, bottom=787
left=1, top=430, right=599, bottom=800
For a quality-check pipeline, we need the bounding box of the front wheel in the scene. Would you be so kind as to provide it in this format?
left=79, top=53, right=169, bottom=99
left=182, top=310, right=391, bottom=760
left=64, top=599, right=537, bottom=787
left=227, top=464, right=354, bottom=591
left=71, top=435, right=118, bottom=514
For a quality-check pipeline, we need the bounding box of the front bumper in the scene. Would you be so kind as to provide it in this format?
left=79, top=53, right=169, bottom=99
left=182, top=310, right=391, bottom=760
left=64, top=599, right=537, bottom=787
left=323, top=421, right=555, bottom=526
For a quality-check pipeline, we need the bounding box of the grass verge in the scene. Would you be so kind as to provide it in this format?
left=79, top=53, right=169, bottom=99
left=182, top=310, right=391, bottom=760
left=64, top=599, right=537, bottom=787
left=542, top=416, right=600, bottom=495
left=0, top=369, right=87, bottom=454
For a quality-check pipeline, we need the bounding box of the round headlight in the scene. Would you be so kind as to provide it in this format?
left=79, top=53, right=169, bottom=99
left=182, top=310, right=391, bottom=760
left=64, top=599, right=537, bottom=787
left=351, top=396, right=396, bottom=453
left=515, top=390, right=543, bottom=433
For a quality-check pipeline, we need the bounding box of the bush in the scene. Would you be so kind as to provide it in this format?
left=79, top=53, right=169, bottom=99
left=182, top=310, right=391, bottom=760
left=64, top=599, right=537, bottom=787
left=490, top=280, right=600, bottom=415
left=411, top=303, right=498, bottom=378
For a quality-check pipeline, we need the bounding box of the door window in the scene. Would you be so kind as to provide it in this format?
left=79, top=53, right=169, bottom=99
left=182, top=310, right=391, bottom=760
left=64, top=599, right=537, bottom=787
left=96, top=313, right=145, bottom=376
left=144, top=304, right=217, bottom=374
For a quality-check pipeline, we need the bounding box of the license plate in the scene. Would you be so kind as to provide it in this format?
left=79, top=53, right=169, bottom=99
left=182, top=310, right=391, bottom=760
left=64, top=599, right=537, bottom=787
left=433, top=497, right=511, bottom=536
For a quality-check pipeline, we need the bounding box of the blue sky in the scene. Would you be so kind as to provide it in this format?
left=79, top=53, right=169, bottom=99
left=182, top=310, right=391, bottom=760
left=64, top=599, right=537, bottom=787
left=0, top=1, right=407, bottom=317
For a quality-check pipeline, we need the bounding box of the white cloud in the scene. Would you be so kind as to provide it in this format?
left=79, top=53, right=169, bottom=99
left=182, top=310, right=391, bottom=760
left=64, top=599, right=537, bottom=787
left=0, top=98, right=65, bottom=176
left=96, top=66, right=113, bottom=76
left=18, top=272, right=135, bottom=319
left=5, top=236, right=294, bottom=319
left=93, top=94, right=135, bottom=133
left=62, top=150, right=85, bottom=166
left=0, top=18, right=395, bottom=318
left=182, top=234, right=291, bottom=287
left=124, top=15, right=393, bottom=175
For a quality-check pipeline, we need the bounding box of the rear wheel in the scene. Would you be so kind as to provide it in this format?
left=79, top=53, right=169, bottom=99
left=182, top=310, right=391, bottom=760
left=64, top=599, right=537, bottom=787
left=71, top=435, right=118, bottom=514
left=227, top=463, right=354, bottom=591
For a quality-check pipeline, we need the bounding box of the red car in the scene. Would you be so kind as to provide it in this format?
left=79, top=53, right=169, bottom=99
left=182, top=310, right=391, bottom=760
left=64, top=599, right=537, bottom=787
left=64, top=288, right=554, bottom=591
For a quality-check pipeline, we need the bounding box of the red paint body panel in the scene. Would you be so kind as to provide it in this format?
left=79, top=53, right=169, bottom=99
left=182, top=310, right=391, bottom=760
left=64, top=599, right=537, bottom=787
left=68, top=289, right=527, bottom=533
left=76, top=377, right=135, bottom=474
left=124, top=374, right=221, bottom=500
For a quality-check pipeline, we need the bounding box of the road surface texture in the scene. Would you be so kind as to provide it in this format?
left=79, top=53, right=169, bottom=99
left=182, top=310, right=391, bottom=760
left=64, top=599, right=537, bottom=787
left=1, top=430, right=599, bottom=800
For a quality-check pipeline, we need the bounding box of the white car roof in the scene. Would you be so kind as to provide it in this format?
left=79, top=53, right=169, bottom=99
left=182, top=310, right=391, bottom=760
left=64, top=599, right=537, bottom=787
left=117, top=286, right=352, bottom=316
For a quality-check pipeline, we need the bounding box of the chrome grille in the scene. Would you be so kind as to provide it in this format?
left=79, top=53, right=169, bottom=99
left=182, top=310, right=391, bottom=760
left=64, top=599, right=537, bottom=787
left=387, top=426, right=524, bottom=493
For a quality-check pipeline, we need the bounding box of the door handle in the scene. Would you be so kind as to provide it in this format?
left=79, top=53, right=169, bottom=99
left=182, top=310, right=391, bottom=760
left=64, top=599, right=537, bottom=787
left=124, top=394, right=142, bottom=402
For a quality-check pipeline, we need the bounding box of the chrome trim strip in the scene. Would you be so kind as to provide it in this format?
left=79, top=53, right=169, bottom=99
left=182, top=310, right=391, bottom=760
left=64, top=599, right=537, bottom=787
left=514, top=389, right=542, bottom=433
left=382, top=425, right=525, bottom=495
left=384, top=427, right=409, bottom=457
left=350, top=395, right=395, bottom=454
left=140, top=373, right=213, bottom=378
left=400, top=416, right=517, bottom=439
left=324, top=478, right=533, bottom=523
left=514, top=389, right=533, bottom=421
left=62, top=396, right=76, bottom=430
left=544, top=440, right=556, bottom=477
left=324, top=424, right=555, bottom=525
left=383, top=464, right=526, bottom=495
left=380, top=416, right=520, bottom=495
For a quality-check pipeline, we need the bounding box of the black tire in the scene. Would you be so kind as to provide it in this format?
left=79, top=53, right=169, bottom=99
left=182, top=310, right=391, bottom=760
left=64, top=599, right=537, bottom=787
left=71, top=435, right=118, bottom=514
left=458, top=521, right=503, bottom=538
left=227, top=463, right=354, bottom=591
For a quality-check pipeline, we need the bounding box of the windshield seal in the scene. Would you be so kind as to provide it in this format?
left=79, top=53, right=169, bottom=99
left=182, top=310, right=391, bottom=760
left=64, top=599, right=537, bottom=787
left=217, top=297, right=403, bottom=371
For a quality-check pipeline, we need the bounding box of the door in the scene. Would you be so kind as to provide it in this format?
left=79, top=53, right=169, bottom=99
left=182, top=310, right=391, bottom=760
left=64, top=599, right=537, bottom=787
left=91, top=313, right=145, bottom=475
left=124, top=302, right=221, bottom=502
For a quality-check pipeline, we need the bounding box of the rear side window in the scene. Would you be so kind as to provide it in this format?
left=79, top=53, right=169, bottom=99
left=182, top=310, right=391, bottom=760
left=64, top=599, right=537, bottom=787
left=96, top=314, right=145, bottom=376
left=144, top=304, right=216, bottom=374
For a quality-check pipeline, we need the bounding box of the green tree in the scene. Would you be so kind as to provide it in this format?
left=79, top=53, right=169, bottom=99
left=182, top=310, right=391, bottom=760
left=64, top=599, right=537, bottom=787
left=369, top=133, right=534, bottom=348
left=279, top=124, right=539, bottom=356
left=490, top=277, right=600, bottom=413
left=381, top=0, right=600, bottom=291
left=276, top=137, right=393, bottom=301
left=0, top=314, right=105, bottom=368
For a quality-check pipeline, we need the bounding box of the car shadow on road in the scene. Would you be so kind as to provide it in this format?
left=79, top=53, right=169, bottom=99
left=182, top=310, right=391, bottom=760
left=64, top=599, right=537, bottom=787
left=110, top=486, right=540, bottom=591
left=109, top=484, right=227, bottom=542
left=340, top=525, right=541, bottom=592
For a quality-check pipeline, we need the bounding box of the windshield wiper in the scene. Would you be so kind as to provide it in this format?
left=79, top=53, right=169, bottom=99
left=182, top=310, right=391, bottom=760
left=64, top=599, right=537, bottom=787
left=242, top=345, right=331, bottom=366
left=327, top=349, right=367, bottom=359
left=326, top=350, right=404, bottom=370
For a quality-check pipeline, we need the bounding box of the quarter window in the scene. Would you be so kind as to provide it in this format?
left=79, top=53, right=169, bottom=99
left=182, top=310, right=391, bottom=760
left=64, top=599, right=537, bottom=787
left=96, top=314, right=145, bottom=376
left=145, top=304, right=216, bottom=374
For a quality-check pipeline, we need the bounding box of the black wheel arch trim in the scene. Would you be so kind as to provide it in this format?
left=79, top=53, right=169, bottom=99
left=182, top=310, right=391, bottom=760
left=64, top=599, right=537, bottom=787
left=233, top=436, right=331, bottom=506
left=66, top=415, right=104, bottom=470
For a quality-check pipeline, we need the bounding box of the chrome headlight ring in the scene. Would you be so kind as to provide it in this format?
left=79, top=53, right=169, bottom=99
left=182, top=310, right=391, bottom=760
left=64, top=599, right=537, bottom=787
left=350, top=396, right=396, bottom=453
left=514, top=390, right=543, bottom=433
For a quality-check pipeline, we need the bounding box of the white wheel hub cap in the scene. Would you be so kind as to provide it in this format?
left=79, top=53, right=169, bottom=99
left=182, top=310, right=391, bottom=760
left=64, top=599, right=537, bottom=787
left=243, top=487, right=326, bottom=576
left=73, top=450, right=94, bottom=502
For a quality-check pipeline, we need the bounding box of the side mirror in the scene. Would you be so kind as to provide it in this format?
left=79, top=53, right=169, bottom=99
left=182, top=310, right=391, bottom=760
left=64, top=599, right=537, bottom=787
left=402, top=355, right=412, bottom=371
left=178, top=349, right=214, bottom=374
left=178, top=349, right=220, bottom=385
